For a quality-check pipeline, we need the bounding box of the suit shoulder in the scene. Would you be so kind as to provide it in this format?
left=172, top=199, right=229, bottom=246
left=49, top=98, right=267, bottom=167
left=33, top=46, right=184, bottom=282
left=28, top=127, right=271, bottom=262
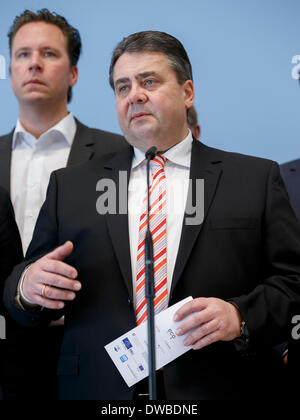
left=74, top=118, right=126, bottom=145
left=52, top=147, right=126, bottom=179
left=199, top=141, right=276, bottom=169
left=88, top=127, right=125, bottom=142
left=0, top=131, right=13, bottom=142
left=280, top=158, right=300, bottom=171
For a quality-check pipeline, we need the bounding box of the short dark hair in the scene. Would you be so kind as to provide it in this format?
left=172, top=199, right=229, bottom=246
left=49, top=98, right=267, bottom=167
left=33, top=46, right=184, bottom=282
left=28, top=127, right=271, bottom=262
left=8, top=8, right=81, bottom=103
left=109, top=31, right=193, bottom=90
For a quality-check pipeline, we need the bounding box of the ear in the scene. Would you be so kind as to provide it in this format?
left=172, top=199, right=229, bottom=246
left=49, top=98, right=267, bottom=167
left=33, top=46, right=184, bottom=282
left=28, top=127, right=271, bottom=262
left=183, top=80, right=194, bottom=109
left=69, top=65, right=78, bottom=87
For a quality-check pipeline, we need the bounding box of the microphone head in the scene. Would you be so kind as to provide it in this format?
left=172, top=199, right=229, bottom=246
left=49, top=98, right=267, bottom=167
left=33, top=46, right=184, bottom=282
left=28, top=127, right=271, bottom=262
left=145, top=146, right=157, bottom=160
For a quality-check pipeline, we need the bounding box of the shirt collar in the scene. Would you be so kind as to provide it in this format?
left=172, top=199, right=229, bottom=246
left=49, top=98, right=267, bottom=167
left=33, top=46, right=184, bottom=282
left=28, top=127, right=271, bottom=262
left=12, top=112, right=76, bottom=149
left=132, top=129, right=193, bottom=169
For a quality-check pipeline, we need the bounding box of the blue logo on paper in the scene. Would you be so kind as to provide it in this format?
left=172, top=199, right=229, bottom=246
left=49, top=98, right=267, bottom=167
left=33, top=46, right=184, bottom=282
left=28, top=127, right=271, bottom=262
left=120, top=354, right=128, bottom=363
left=122, top=337, right=133, bottom=349
left=139, top=365, right=144, bottom=371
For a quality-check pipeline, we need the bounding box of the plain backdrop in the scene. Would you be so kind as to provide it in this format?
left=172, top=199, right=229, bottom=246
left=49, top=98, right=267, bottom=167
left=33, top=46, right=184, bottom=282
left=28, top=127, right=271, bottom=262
left=0, top=0, right=299, bottom=164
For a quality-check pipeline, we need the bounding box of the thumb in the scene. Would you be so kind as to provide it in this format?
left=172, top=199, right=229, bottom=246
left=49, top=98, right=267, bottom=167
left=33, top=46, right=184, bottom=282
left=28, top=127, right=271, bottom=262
left=46, top=241, right=74, bottom=261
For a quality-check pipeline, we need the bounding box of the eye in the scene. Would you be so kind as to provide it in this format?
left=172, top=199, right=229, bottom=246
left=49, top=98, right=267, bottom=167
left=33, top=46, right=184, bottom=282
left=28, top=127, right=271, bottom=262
left=144, top=79, right=155, bottom=86
left=44, top=51, right=55, bottom=57
left=144, top=79, right=157, bottom=88
left=17, top=51, right=28, bottom=58
left=117, top=85, right=128, bottom=95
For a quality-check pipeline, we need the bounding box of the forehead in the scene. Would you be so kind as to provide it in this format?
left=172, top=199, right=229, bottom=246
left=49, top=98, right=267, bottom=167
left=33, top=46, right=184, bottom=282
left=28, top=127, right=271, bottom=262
left=113, top=51, right=175, bottom=81
left=11, top=22, right=67, bottom=50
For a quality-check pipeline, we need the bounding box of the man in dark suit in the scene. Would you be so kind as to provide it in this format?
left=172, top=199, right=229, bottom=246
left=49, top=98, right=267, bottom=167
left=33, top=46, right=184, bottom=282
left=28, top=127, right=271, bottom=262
left=4, top=31, right=300, bottom=400
left=1, top=8, right=126, bottom=253
left=0, top=9, right=125, bottom=400
left=279, top=71, right=300, bottom=394
left=280, top=160, right=300, bottom=221
left=0, top=187, right=23, bottom=399
left=280, top=74, right=300, bottom=221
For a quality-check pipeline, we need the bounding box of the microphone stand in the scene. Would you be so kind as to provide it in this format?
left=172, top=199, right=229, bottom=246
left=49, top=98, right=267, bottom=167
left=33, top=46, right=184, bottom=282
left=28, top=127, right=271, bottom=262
left=145, top=146, right=157, bottom=400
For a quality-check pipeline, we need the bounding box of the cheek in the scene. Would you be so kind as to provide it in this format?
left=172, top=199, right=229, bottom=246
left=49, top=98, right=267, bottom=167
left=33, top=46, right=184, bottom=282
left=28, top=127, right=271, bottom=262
left=9, top=71, right=18, bottom=90
left=116, top=103, right=127, bottom=126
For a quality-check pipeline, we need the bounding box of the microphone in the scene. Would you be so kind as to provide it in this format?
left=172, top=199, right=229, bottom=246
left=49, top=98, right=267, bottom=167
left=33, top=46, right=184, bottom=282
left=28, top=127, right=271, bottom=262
left=145, top=147, right=157, bottom=219
left=144, top=146, right=157, bottom=400
left=145, top=146, right=157, bottom=161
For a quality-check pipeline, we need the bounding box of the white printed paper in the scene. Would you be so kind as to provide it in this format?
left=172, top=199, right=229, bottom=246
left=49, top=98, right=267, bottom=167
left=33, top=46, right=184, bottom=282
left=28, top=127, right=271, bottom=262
left=104, top=296, right=193, bottom=387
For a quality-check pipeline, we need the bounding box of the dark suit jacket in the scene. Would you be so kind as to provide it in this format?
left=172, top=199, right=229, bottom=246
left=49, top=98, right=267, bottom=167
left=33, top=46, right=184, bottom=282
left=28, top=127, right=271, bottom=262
left=0, top=187, right=23, bottom=313
left=0, top=118, right=127, bottom=193
left=0, top=117, right=127, bottom=400
left=4, top=140, right=300, bottom=400
left=280, top=158, right=300, bottom=221
left=280, top=158, right=300, bottom=395
left=0, top=187, right=23, bottom=399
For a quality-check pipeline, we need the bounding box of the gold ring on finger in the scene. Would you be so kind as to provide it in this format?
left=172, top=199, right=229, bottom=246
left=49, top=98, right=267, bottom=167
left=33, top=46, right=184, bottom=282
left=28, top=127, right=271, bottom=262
left=41, top=284, right=47, bottom=297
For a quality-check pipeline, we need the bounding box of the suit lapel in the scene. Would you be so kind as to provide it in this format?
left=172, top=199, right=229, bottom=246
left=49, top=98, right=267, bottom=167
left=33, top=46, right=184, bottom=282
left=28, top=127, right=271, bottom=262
left=67, top=119, right=94, bottom=165
left=102, top=146, right=134, bottom=300
left=99, top=140, right=223, bottom=300
left=0, top=132, right=13, bottom=193
left=170, top=140, right=223, bottom=295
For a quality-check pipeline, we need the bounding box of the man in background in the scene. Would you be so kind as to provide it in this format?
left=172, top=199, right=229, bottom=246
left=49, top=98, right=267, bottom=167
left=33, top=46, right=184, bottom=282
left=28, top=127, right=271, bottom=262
left=0, top=9, right=125, bottom=400
left=0, top=188, right=23, bottom=399
left=279, top=72, right=300, bottom=396
left=187, top=105, right=200, bottom=139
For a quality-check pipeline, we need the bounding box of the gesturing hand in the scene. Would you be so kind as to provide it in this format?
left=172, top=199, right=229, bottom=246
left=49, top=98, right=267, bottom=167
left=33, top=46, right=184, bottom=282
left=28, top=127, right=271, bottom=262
left=22, top=241, right=81, bottom=310
left=173, top=297, right=242, bottom=350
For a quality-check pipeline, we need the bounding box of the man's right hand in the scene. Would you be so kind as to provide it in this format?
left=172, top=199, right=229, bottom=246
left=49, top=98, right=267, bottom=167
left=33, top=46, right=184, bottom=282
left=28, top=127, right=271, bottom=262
left=22, top=241, right=81, bottom=310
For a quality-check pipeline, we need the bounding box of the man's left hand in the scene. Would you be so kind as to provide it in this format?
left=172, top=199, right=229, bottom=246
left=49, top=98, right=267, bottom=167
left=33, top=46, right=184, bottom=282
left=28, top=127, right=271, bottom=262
left=173, top=297, right=242, bottom=350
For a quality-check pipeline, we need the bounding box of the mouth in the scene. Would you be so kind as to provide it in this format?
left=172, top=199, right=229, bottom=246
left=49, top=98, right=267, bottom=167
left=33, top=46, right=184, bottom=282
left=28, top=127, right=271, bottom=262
left=25, top=79, right=46, bottom=86
left=131, top=112, right=151, bottom=121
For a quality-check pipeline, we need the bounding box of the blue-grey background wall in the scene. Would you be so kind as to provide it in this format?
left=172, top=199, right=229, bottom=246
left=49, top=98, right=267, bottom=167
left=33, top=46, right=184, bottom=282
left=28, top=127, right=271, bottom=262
left=0, top=0, right=299, bottom=164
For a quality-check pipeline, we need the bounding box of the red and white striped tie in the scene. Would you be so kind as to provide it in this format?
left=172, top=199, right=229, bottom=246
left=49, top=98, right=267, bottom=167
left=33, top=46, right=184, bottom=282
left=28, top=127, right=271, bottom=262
left=136, top=155, right=168, bottom=325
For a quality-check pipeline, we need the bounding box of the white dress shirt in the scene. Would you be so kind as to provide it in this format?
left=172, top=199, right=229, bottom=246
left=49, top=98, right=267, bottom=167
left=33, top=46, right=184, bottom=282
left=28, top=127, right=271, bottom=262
left=11, top=113, right=76, bottom=253
left=128, top=130, right=193, bottom=308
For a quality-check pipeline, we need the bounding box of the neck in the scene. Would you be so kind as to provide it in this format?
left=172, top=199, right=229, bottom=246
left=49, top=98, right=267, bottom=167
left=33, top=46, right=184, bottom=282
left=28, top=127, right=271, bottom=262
left=145, top=128, right=190, bottom=154
left=18, top=102, right=69, bottom=139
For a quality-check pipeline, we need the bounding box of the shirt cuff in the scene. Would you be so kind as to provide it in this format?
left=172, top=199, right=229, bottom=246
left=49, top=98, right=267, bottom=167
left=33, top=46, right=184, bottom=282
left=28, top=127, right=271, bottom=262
left=15, top=265, right=39, bottom=310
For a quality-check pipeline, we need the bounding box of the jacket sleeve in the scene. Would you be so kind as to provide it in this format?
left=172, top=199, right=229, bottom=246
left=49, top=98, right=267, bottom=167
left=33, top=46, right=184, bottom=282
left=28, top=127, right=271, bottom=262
left=3, top=172, right=64, bottom=327
left=230, top=162, right=300, bottom=348
left=0, top=188, right=23, bottom=315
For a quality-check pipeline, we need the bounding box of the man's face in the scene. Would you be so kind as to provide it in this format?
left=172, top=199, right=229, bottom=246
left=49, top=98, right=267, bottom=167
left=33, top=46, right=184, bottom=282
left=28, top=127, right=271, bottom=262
left=10, top=22, right=78, bottom=107
left=113, top=51, right=194, bottom=152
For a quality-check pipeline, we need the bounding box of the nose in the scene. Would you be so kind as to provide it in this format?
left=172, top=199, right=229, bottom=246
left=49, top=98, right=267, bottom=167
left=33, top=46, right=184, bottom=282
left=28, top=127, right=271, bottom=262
left=128, top=85, right=147, bottom=105
left=28, top=52, right=43, bottom=71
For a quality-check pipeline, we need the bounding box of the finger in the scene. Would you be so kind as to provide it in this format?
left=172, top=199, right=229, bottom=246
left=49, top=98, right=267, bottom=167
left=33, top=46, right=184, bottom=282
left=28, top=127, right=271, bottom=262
left=40, top=284, right=77, bottom=301
left=39, top=270, right=81, bottom=291
left=46, top=241, right=74, bottom=262
left=175, top=308, right=213, bottom=336
left=41, top=258, right=78, bottom=280
left=190, top=330, right=220, bottom=351
left=173, top=298, right=208, bottom=322
left=33, top=293, right=65, bottom=310
left=182, top=319, right=219, bottom=346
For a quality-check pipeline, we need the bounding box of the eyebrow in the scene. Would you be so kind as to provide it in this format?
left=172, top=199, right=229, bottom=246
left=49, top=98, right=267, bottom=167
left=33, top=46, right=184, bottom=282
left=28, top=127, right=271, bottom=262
left=14, top=46, right=60, bottom=55
left=114, top=71, right=159, bottom=88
